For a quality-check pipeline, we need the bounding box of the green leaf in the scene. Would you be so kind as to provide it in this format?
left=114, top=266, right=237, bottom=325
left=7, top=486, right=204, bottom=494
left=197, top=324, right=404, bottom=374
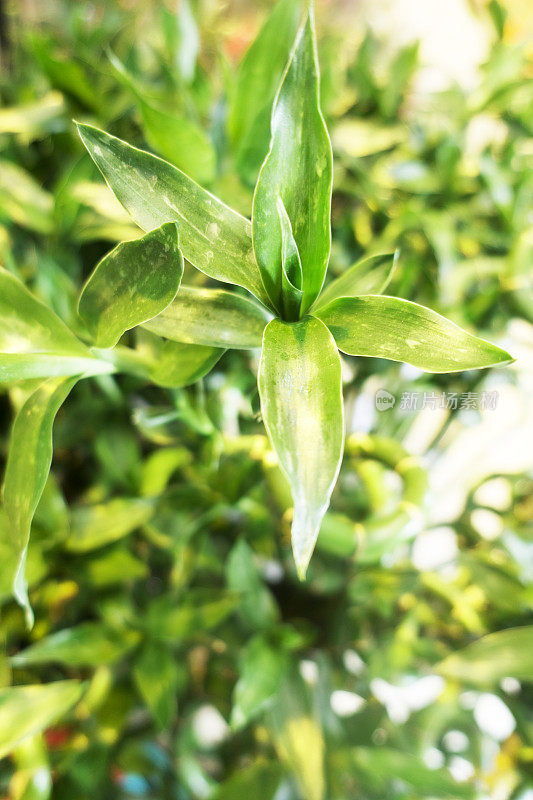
left=66, top=498, right=154, bottom=553
left=109, top=52, right=215, bottom=184
left=258, top=317, right=344, bottom=577
left=0, top=269, right=113, bottom=383
left=132, top=331, right=224, bottom=388
left=143, top=285, right=271, bottom=349
left=229, top=0, right=302, bottom=181
left=226, top=539, right=278, bottom=630
left=252, top=10, right=332, bottom=313
left=315, top=295, right=514, bottom=372
left=76, top=123, right=270, bottom=306
left=11, top=622, right=140, bottom=668
left=3, top=376, right=78, bottom=624
left=210, top=762, right=284, bottom=800
left=313, top=251, right=397, bottom=310
left=0, top=160, right=53, bottom=234
left=78, top=222, right=183, bottom=348
left=0, top=681, right=83, bottom=760
left=133, top=641, right=179, bottom=729
left=350, top=747, right=474, bottom=798
left=277, top=197, right=303, bottom=321
left=145, top=592, right=237, bottom=643
left=0, top=91, right=65, bottom=138
left=436, top=626, right=533, bottom=687
left=232, top=635, right=289, bottom=729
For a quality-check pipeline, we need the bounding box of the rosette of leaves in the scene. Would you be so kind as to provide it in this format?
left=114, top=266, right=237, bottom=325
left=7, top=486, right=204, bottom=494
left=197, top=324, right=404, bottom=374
left=1, top=6, right=512, bottom=616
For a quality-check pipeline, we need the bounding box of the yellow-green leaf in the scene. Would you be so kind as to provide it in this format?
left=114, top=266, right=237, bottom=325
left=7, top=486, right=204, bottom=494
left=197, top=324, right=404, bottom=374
left=76, top=123, right=270, bottom=307
left=78, top=222, right=183, bottom=348
left=143, top=285, right=271, bottom=349
left=0, top=682, right=83, bottom=760
left=258, top=317, right=344, bottom=577
left=252, top=10, right=332, bottom=314
left=3, top=377, right=78, bottom=623
left=315, top=295, right=514, bottom=372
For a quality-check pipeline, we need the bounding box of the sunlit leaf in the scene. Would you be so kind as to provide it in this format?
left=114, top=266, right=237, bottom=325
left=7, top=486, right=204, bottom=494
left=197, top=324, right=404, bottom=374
left=109, top=52, right=215, bottom=184
left=11, top=622, right=140, bottom=668
left=0, top=160, right=53, bottom=233
left=350, top=747, right=474, bottom=798
left=0, top=682, right=83, bottom=760
left=437, top=626, right=533, bottom=687
left=313, top=251, right=397, bottom=310
left=258, top=317, right=344, bottom=577
left=0, top=269, right=113, bottom=383
left=229, top=0, right=302, bottom=183
left=143, top=285, right=271, bottom=349
left=66, top=498, right=154, bottom=552
left=0, top=91, right=65, bottom=138
left=3, top=377, right=78, bottom=623
left=252, top=11, right=332, bottom=313
left=315, top=295, right=514, bottom=372
left=232, top=635, right=288, bottom=729
left=133, top=641, right=179, bottom=729
left=76, top=123, right=270, bottom=306
left=78, top=222, right=183, bottom=348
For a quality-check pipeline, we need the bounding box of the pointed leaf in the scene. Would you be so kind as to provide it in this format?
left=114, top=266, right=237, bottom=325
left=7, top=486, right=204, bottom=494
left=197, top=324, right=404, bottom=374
left=66, top=498, right=154, bottom=552
left=143, top=285, right=271, bottom=349
left=313, top=251, right=397, bottom=310
left=258, top=317, right=344, bottom=577
left=252, top=10, right=332, bottom=312
left=109, top=51, right=215, bottom=184
left=315, top=295, right=513, bottom=372
left=0, top=682, right=83, bottom=760
left=229, top=0, right=302, bottom=181
left=232, top=635, right=289, bottom=729
left=133, top=641, right=179, bottom=729
left=76, top=123, right=270, bottom=306
left=436, top=626, right=533, bottom=687
left=11, top=622, right=140, bottom=668
left=277, top=197, right=303, bottom=321
left=78, top=222, right=183, bottom=348
left=0, top=269, right=112, bottom=383
left=3, top=376, right=78, bottom=623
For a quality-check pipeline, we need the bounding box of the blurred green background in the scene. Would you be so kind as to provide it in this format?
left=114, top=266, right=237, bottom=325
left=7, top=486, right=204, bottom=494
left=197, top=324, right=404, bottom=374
left=1, top=0, right=533, bottom=798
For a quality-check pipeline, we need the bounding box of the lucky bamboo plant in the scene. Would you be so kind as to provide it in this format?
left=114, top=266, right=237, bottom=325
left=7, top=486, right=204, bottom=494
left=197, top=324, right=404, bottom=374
left=1, top=6, right=512, bottom=620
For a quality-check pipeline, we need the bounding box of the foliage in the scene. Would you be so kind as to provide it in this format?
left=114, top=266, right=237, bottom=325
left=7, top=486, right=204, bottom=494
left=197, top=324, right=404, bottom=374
left=0, top=1, right=532, bottom=799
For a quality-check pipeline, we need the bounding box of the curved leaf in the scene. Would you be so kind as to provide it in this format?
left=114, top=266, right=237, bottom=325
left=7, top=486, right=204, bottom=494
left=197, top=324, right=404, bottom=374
left=11, top=622, right=140, bottom=668
left=3, top=376, right=78, bottom=623
left=78, top=222, right=183, bottom=348
left=143, top=285, right=271, bottom=349
left=252, top=10, right=332, bottom=313
left=313, top=251, right=397, bottom=310
left=0, top=682, right=83, bottom=760
left=0, top=269, right=111, bottom=383
left=315, top=295, right=514, bottom=372
left=76, top=123, right=270, bottom=306
left=258, top=317, right=344, bottom=577
left=229, top=0, right=302, bottom=182
left=436, top=626, right=533, bottom=687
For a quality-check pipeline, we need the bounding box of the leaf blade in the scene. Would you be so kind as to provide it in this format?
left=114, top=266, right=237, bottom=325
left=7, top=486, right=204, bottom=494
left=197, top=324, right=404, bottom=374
left=3, top=376, right=78, bottom=623
left=76, top=123, right=270, bottom=306
left=258, top=316, right=344, bottom=577
left=0, top=681, right=83, bottom=760
left=252, top=10, right=332, bottom=312
left=313, top=251, right=397, bottom=310
left=143, top=285, right=271, bottom=349
left=315, top=295, right=514, bottom=372
left=436, top=626, right=533, bottom=687
left=78, top=222, right=183, bottom=348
